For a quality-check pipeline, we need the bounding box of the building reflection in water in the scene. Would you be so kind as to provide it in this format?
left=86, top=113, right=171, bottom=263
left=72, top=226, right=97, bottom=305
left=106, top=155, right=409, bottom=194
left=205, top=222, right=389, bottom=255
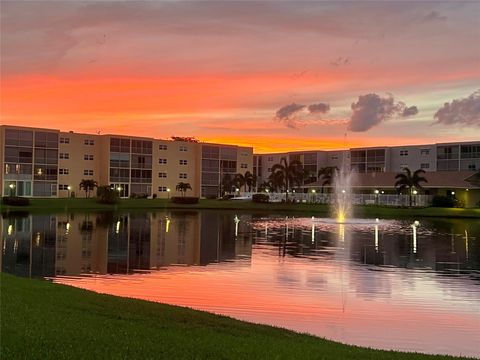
left=1, top=211, right=253, bottom=277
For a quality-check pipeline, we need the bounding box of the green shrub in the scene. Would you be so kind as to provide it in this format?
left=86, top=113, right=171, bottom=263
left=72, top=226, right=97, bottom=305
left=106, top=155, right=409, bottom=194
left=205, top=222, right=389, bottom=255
left=431, top=195, right=454, bottom=207
left=2, top=196, right=30, bottom=206
left=252, top=194, right=269, bottom=203
left=96, top=186, right=119, bottom=204
left=171, top=196, right=199, bottom=204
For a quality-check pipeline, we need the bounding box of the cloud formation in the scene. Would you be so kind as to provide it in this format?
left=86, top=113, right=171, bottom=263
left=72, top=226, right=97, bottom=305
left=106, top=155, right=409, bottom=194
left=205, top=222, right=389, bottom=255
left=275, top=101, right=331, bottom=129
left=308, top=103, right=330, bottom=114
left=348, top=93, right=417, bottom=132
left=434, top=90, right=480, bottom=127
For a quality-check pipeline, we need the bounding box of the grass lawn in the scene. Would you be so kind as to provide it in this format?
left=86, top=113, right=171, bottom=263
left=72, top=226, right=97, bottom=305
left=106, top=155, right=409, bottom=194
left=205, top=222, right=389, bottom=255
left=0, top=274, right=468, bottom=360
left=1, top=197, right=479, bottom=218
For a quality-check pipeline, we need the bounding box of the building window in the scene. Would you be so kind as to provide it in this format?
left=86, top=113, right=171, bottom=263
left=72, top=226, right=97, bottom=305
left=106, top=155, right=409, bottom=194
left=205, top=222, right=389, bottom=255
left=159, top=158, right=167, bottom=164
left=84, top=139, right=94, bottom=145
left=159, top=144, right=168, bottom=150
left=83, top=170, right=94, bottom=176
left=400, top=150, right=409, bottom=156
left=267, top=157, right=273, bottom=162
left=59, top=168, right=69, bottom=175
left=59, top=153, right=69, bottom=159
left=158, top=186, right=167, bottom=192
left=59, top=184, right=69, bottom=190
left=400, top=164, right=408, bottom=170
left=84, top=154, right=94, bottom=160
left=468, top=164, right=477, bottom=170
left=421, top=163, right=430, bottom=169
left=158, top=172, right=167, bottom=178
left=179, top=160, right=188, bottom=165
left=267, top=167, right=272, bottom=172
left=240, top=163, right=248, bottom=169
left=60, top=137, right=70, bottom=144
left=179, top=145, right=188, bottom=152
left=331, top=156, right=338, bottom=160
left=179, top=173, right=187, bottom=179
left=420, top=149, right=430, bottom=156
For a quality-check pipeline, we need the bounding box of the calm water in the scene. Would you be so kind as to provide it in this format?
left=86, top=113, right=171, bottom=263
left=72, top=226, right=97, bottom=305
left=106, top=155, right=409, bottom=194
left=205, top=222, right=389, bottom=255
left=2, top=210, right=479, bottom=357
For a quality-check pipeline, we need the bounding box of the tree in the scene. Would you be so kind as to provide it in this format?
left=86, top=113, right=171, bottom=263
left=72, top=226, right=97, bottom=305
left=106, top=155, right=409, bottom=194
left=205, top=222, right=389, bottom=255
left=317, top=166, right=338, bottom=193
left=79, top=179, right=98, bottom=198
left=221, top=173, right=234, bottom=195
left=244, top=171, right=256, bottom=192
left=171, top=136, right=199, bottom=143
left=394, top=168, right=428, bottom=207
left=176, top=182, right=192, bottom=197
left=233, top=173, right=246, bottom=192
left=270, top=157, right=303, bottom=201
left=96, top=186, right=118, bottom=204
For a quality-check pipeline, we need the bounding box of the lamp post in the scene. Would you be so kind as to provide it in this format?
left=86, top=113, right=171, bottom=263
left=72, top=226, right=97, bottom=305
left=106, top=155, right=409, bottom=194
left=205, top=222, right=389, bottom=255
left=9, top=183, right=16, bottom=196
left=67, top=185, right=71, bottom=198
left=116, top=186, right=122, bottom=198
left=374, top=189, right=379, bottom=205
left=311, top=189, right=316, bottom=204
left=167, top=188, right=171, bottom=199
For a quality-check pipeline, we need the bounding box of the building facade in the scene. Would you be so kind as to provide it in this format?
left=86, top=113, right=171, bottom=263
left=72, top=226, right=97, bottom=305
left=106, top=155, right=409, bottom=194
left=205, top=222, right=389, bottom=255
left=0, top=125, right=253, bottom=199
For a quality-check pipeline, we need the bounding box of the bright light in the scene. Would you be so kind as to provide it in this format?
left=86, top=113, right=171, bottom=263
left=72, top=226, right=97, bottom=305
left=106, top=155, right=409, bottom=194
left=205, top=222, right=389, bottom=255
left=381, top=191, right=385, bottom=194
left=7, top=225, right=13, bottom=235
left=67, top=186, right=71, bottom=190
left=66, top=222, right=71, bottom=234
left=9, top=184, right=15, bottom=189
left=414, top=220, right=420, bottom=227
left=235, top=188, right=240, bottom=192
left=466, top=188, right=469, bottom=191
left=167, top=188, right=171, bottom=192
left=37, top=168, right=43, bottom=175
left=341, top=189, right=346, bottom=194
left=166, top=217, right=171, bottom=233
left=265, top=189, right=269, bottom=193
left=451, top=191, right=455, bottom=195
left=117, top=186, right=122, bottom=192
left=374, top=189, right=379, bottom=194
left=311, top=189, right=316, bottom=193
left=413, top=190, right=418, bottom=195
left=115, top=221, right=121, bottom=234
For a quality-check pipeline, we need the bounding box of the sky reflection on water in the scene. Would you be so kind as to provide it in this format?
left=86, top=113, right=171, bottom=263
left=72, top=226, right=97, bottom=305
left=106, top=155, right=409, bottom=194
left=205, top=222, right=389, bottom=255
left=2, top=211, right=479, bottom=357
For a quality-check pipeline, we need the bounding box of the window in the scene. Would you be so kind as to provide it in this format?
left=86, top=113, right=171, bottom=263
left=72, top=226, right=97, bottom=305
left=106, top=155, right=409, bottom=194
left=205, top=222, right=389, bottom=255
left=60, top=137, right=70, bottom=144
left=420, top=149, right=430, bottom=156
left=400, top=164, right=408, bottom=170
left=179, top=173, right=187, bottom=179
left=84, top=139, right=94, bottom=145
left=421, top=163, right=430, bottom=169
left=241, top=152, right=249, bottom=156
left=159, top=158, right=167, bottom=164
left=468, top=164, right=477, bottom=170
left=83, top=170, right=94, bottom=176
left=158, top=186, right=167, bottom=192
left=331, top=156, right=338, bottom=160
left=400, top=150, right=409, bottom=156
left=240, top=163, right=248, bottom=169
left=158, top=172, right=167, bottom=178
left=59, top=168, right=69, bottom=175
left=179, top=145, right=188, bottom=152
left=159, top=144, right=168, bottom=150
left=84, top=154, right=94, bottom=160
left=267, top=167, right=272, bottom=172
left=59, top=153, right=69, bottom=159
left=179, top=160, right=188, bottom=165
left=267, top=157, right=273, bottom=162
left=59, top=184, right=70, bottom=190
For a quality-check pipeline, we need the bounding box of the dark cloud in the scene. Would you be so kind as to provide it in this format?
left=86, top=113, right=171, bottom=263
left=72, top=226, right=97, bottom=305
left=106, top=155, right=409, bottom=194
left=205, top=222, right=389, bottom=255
left=402, top=105, right=419, bottom=117
left=274, top=103, right=306, bottom=128
left=330, top=57, right=350, bottom=66
left=348, top=93, right=417, bottom=132
left=434, top=90, right=480, bottom=127
left=308, top=103, right=330, bottom=114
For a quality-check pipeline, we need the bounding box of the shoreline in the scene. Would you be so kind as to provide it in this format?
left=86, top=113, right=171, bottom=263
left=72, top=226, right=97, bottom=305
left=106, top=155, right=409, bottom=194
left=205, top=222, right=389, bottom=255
left=1, top=198, right=479, bottom=218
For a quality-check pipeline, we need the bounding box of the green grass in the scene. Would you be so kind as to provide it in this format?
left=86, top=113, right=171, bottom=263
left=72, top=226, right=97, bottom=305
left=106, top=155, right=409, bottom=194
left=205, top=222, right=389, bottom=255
left=0, top=274, right=468, bottom=360
left=1, top=197, right=479, bottom=218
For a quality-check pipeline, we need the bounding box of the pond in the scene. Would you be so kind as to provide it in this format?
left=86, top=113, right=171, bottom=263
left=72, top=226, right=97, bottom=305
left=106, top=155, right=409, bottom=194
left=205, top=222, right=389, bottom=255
left=2, top=210, right=479, bottom=357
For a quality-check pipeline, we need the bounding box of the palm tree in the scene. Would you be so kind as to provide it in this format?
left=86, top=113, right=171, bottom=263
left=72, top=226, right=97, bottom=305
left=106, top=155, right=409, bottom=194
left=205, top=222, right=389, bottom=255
left=221, top=173, right=234, bottom=195
left=270, top=157, right=303, bottom=202
left=244, top=171, right=256, bottom=192
left=317, top=166, right=338, bottom=193
left=176, top=182, right=192, bottom=197
left=233, top=173, right=246, bottom=192
left=394, top=168, right=428, bottom=207
left=79, top=179, right=98, bottom=198
left=258, top=181, right=271, bottom=193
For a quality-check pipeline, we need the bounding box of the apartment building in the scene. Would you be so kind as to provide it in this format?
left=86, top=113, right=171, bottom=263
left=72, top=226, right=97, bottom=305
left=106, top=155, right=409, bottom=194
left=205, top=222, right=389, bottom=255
left=0, top=125, right=253, bottom=199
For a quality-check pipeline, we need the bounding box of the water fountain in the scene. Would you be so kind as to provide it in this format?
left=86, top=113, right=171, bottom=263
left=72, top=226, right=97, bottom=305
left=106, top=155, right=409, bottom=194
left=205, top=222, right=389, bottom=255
left=332, top=163, right=355, bottom=223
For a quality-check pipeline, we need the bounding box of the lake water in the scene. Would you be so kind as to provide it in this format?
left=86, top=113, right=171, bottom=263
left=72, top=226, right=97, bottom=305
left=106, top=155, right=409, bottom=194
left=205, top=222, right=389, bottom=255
left=2, top=210, right=479, bottom=357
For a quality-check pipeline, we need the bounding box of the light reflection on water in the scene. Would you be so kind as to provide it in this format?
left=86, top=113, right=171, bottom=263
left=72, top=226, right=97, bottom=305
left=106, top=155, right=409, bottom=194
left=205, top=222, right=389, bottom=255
left=1, top=211, right=479, bottom=357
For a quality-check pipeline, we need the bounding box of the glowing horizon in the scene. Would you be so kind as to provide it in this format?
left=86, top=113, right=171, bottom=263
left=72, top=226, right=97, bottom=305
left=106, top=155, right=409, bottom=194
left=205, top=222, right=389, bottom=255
left=1, top=1, right=479, bottom=153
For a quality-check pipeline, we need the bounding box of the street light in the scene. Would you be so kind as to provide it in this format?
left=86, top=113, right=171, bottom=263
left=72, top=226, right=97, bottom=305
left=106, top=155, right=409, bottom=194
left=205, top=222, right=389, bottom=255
left=167, top=188, right=171, bottom=199
left=67, top=185, right=71, bottom=198
left=9, top=183, right=16, bottom=196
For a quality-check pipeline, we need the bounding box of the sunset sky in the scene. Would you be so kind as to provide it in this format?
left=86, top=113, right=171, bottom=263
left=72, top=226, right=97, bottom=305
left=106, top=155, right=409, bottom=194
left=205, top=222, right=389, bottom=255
left=1, top=1, right=479, bottom=153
